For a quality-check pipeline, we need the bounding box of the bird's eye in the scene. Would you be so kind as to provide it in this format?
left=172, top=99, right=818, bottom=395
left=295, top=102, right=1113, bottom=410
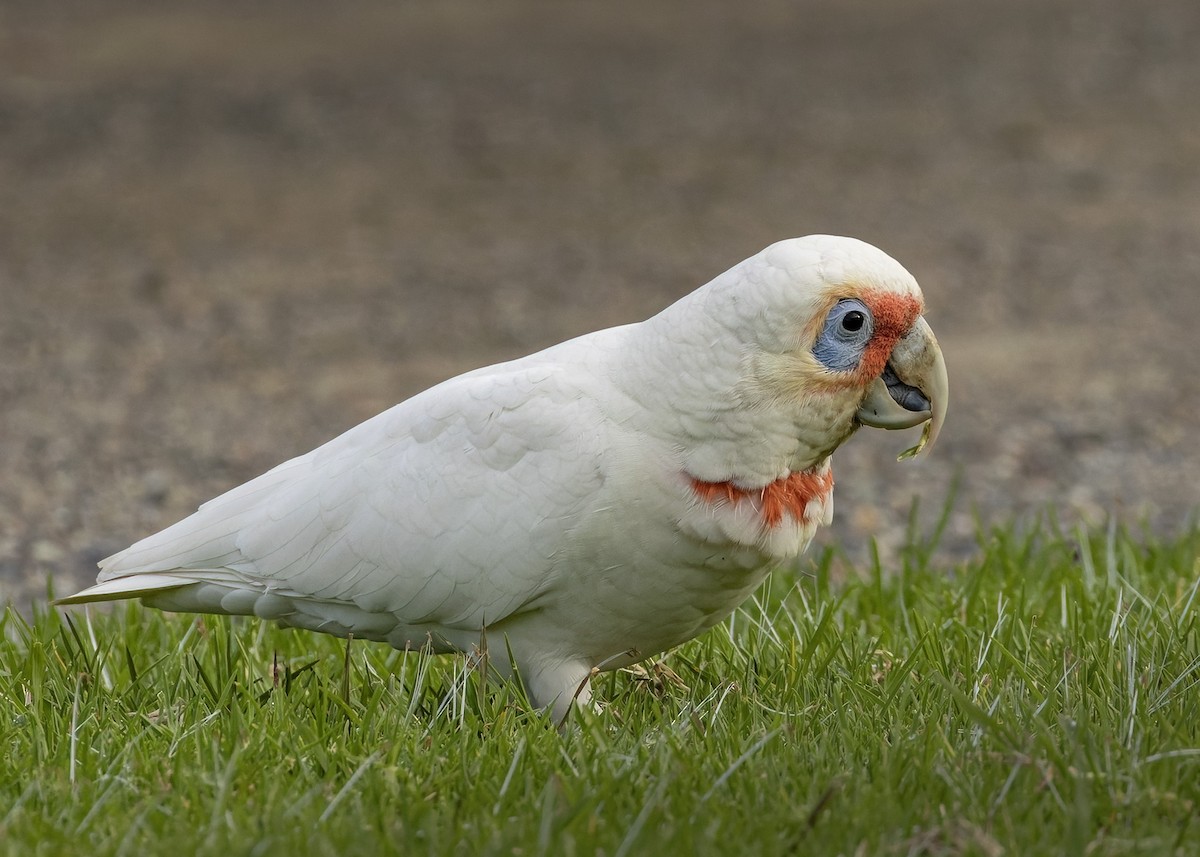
left=813, top=298, right=874, bottom=372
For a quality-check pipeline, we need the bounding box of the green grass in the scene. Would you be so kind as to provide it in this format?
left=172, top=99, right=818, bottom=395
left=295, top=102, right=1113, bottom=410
left=3, top=516, right=1199, bottom=856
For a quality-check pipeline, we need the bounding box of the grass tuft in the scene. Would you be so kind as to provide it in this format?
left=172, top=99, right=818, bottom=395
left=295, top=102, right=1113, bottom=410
left=2, top=518, right=1198, bottom=855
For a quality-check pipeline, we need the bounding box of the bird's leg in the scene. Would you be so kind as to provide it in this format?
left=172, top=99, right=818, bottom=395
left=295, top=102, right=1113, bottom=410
left=565, top=666, right=600, bottom=725
left=543, top=648, right=642, bottom=728
left=521, top=659, right=596, bottom=728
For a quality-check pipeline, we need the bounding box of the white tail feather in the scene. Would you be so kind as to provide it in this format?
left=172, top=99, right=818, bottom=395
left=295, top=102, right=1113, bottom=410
left=54, top=573, right=194, bottom=605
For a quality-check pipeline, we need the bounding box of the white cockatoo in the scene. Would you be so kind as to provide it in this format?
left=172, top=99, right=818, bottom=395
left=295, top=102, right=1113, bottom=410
left=61, top=236, right=948, bottom=722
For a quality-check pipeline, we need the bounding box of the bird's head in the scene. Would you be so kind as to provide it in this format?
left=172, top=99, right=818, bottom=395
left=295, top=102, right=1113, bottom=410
left=654, top=235, right=948, bottom=485
left=739, top=235, right=948, bottom=468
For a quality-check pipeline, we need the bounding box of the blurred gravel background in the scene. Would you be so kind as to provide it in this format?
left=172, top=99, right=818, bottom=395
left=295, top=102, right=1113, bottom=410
left=3, top=0, right=1199, bottom=605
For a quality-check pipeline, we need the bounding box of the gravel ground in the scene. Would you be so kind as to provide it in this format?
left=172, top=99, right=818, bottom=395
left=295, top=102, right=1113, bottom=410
left=3, top=0, right=1199, bottom=606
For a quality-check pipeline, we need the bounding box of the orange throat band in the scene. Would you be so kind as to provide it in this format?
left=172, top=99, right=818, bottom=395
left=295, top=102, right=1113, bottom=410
left=690, top=469, right=834, bottom=527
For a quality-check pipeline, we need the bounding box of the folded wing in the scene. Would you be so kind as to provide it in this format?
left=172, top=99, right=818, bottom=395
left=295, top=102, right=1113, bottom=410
left=62, top=358, right=612, bottom=636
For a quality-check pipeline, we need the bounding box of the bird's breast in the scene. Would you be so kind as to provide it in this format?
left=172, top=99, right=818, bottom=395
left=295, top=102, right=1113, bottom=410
left=677, top=466, right=834, bottom=560
left=689, top=470, right=833, bottom=527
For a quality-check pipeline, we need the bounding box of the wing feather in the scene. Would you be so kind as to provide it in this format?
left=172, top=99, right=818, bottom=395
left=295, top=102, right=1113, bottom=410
left=95, top=353, right=614, bottom=632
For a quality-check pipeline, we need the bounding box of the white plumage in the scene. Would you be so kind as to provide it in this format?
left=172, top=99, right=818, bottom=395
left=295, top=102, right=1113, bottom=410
left=60, top=235, right=948, bottom=721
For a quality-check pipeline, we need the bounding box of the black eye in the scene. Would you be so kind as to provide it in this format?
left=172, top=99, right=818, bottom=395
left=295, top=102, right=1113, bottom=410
left=841, top=310, right=866, bottom=333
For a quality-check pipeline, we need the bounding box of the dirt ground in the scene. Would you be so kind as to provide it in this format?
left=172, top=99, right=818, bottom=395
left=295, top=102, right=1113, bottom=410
left=3, top=0, right=1199, bottom=606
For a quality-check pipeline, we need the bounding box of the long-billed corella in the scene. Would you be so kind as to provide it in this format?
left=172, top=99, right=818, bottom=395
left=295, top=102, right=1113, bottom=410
left=60, top=235, right=948, bottom=723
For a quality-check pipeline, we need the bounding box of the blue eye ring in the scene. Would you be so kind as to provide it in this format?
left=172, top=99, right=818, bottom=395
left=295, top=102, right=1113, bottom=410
left=813, top=299, right=874, bottom=371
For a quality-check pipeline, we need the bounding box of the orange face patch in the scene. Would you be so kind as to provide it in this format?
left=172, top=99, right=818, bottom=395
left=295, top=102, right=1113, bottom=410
left=854, top=290, right=923, bottom=381
left=691, top=469, right=835, bottom=528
